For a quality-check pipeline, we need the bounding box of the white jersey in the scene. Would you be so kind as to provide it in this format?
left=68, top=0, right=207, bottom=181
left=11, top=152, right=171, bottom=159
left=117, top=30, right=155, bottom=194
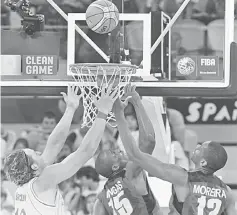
left=14, top=178, right=66, bottom=215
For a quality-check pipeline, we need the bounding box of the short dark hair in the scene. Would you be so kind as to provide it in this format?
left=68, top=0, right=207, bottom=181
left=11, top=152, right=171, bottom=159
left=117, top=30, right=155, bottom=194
left=4, top=150, right=35, bottom=186
left=204, top=142, right=228, bottom=171
left=76, top=166, right=100, bottom=182
left=43, top=111, right=57, bottom=120
left=13, top=138, right=29, bottom=150
left=94, top=150, right=114, bottom=178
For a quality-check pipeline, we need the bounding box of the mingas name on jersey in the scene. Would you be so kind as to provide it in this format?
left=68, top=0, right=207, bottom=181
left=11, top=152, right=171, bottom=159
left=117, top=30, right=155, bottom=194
left=15, top=193, right=26, bottom=201
left=193, top=185, right=226, bottom=198
left=106, top=181, right=123, bottom=199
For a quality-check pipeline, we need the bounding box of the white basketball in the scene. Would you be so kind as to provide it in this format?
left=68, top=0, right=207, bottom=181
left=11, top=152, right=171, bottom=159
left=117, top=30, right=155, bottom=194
left=86, top=0, right=119, bottom=34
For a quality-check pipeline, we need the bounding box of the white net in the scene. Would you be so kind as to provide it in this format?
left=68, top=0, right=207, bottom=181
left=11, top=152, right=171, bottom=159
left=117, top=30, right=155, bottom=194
left=69, top=63, right=137, bottom=127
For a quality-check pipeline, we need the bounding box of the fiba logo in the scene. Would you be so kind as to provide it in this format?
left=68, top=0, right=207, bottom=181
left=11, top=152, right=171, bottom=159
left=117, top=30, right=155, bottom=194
left=177, top=57, right=195, bottom=75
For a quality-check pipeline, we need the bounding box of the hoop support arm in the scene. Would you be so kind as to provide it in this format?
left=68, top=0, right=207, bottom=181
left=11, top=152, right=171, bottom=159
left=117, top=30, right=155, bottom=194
left=140, top=0, right=191, bottom=66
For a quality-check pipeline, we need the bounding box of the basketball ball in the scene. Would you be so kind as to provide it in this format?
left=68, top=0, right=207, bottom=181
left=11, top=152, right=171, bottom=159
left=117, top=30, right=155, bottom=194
left=86, top=0, right=119, bottom=34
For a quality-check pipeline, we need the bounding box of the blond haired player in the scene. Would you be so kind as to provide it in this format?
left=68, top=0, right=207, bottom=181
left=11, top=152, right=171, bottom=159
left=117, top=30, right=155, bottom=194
left=4, top=84, right=119, bottom=215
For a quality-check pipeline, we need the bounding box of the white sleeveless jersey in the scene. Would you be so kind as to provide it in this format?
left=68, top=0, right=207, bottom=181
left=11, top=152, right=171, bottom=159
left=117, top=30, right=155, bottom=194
left=14, top=178, right=66, bottom=215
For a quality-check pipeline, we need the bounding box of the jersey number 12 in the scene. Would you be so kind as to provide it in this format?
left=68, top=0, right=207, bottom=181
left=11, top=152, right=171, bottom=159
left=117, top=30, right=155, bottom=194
left=197, top=196, right=222, bottom=215
left=108, top=190, right=133, bottom=215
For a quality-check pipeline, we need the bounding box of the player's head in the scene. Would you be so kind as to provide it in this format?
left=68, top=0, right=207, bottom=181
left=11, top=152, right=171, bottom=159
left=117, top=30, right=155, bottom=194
left=4, top=149, right=45, bottom=186
left=95, top=148, right=128, bottom=178
left=191, top=141, right=228, bottom=173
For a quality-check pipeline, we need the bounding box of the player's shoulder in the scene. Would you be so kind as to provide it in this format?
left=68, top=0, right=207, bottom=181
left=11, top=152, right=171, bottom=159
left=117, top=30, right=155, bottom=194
left=213, top=175, right=229, bottom=187
left=21, top=177, right=37, bottom=188
left=15, top=177, right=36, bottom=197
left=224, top=185, right=237, bottom=211
left=187, top=171, right=229, bottom=191
left=31, top=175, right=56, bottom=193
left=225, top=185, right=235, bottom=200
left=97, top=181, right=110, bottom=200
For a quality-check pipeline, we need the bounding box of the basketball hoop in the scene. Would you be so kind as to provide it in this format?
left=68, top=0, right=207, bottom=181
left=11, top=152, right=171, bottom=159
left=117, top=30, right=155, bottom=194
left=69, top=63, right=137, bottom=127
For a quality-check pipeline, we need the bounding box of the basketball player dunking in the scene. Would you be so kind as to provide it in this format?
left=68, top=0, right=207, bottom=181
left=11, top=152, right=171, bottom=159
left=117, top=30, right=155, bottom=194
left=113, top=95, right=237, bottom=215
left=93, top=84, right=163, bottom=215
left=4, top=84, right=119, bottom=215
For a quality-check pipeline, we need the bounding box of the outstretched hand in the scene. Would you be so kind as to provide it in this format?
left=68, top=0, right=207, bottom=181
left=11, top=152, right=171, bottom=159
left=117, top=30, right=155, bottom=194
left=123, top=83, right=140, bottom=102
left=94, top=84, right=120, bottom=115
left=61, top=85, right=83, bottom=110
left=113, top=83, right=140, bottom=115
left=112, top=96, right=131, bottom=116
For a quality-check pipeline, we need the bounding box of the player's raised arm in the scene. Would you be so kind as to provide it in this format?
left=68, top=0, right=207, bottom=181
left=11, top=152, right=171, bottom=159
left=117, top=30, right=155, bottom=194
left=125, top=84, right=156, bottom=153
left=225, top=186, right=237, bottom=215
left=41, top=85, right=82, bottom=165
left=36, top=85, right=119, bottom=189
left=113, top=98, right=188, bottom=186
left=118, top=84, right=156, bottom=179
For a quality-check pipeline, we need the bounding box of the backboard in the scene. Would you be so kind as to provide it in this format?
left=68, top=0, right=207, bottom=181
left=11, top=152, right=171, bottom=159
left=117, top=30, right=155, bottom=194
left=1, top=0, right=237, bottom=97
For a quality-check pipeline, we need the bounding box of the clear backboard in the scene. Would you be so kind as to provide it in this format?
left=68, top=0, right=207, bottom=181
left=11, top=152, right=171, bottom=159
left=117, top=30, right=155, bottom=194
left=1, top=0, right=237, bottom=97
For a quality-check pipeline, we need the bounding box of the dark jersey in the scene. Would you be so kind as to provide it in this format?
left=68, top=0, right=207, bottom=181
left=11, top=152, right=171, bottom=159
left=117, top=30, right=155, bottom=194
left=169, top=186, right=226, bottom=215
left=97, top=170, right=161, bottom=215
left=181, top=171, right=228, bottom=215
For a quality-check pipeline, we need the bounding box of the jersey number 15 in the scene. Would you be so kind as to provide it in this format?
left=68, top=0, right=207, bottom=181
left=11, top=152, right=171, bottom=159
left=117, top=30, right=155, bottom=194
left=108, top=190, right=133, bottom=215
